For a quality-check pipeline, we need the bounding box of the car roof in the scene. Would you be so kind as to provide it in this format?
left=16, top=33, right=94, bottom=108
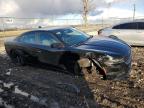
left=18, top=26, right=74, bottom=37
left=112, top=20, right=144, bottom=27
left=33, top=26, right=72, bottom=31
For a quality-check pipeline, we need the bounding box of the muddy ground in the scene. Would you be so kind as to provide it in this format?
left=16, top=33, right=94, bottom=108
left=0, top=41, right=144, bottom=108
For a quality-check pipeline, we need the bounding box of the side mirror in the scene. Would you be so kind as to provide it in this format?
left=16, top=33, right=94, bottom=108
left=51, top=43, right=64, bottom=48
left=108, top=35, right=119, bottom=39
left=90, top=35, right=94, bottom=37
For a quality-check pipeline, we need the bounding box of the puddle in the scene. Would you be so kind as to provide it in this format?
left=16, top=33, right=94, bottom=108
left=5, top=69, right=12, bottom=76
left=14, top=86, right=29, bottom=97
left=5, top=72, right=11, bottom=76
left=30, top=95, right=39, bottom=102
left=0, top=98, right=14, bottom=108
left=14, top=86, right=47, bottom=106
left=3, top=82, right=14, bottom=89
left=0, top=81, right=12, bottom=92
left=30, top=95, right=47, bottom=106
left=0, top=80, right=48, bottom=107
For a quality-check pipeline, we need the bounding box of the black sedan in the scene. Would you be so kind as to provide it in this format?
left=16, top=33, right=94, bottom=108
left=4, top=27, right=131, bottom=80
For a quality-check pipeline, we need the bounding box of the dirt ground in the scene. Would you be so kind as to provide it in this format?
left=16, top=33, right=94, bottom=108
left=0, top=41, right=144, bottom=108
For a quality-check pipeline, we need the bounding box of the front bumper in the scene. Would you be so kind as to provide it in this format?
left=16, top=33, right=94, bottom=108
left=103, top=56, right=132, bottom=80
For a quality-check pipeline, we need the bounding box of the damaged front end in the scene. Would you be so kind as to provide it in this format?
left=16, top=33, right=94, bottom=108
left=78, top=52, right=132, bottom=80
left=95, top=54, right=131, bottom=80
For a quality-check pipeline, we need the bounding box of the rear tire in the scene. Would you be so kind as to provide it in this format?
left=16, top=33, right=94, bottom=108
left=9, top=51, right=26, bottom=66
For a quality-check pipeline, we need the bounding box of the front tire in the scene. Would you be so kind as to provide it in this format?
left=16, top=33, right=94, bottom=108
left=73, top=62, right=82, bottom=76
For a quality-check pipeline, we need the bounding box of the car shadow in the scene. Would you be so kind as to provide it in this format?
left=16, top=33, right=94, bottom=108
left=26, top=52, right=102, bottom=107
left=0, top=51, right=102, bottom=107
left=28, top=62, right=101, bottom=107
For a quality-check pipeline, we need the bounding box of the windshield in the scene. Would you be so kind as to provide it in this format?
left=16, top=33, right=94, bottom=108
left=52, top=28, right=91, bottom=46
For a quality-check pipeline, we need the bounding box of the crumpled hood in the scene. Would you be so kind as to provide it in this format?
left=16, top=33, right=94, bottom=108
left=77, top=37, right=131, bottom=57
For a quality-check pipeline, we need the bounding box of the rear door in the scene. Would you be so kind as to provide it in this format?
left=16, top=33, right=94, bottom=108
left=17, top=31, right=42, bottom=61
left=112, top=22, right=138, bottom=45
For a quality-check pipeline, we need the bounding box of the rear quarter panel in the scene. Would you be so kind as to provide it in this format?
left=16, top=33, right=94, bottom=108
left=4, top=41, right=16, bottom=55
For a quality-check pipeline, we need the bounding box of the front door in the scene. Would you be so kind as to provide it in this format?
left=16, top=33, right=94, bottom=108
left=36, top=31, right=65, bottom=65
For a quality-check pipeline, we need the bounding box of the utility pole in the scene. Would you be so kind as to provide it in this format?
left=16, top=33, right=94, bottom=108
left=133, top=4, right=136, bottom=21
left=101, top=16, right=104, bottom=27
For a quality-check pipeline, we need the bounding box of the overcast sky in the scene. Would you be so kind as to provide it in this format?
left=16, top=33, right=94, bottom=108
left=0, top=0, right=143, bottom=19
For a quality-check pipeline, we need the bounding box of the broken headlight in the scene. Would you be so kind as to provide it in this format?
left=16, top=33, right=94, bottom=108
left=97, top=55, right=124, bottom=66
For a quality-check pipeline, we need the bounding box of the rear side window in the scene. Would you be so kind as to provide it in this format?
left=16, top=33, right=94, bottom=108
left=37, top=32, right=59, bottom=46
left=138, top=22, right=144, bottom=30
left=113, top=22, right=138, bottom=29
left=19, top=32, right=36, bottom=44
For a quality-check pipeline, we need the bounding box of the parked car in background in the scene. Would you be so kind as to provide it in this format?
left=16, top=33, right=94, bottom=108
left=5, top=27, right=131, bottom=80
left=98, top=21, right=144, bottom=46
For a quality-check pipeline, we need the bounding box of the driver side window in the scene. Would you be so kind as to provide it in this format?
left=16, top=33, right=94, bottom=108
left=37, top=32, right=60, bottom=47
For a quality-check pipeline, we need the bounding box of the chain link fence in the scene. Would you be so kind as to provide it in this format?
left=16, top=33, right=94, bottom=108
left=0, top=16, right=144, bottom=37
left=0, top=16, right=144, bottom=29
